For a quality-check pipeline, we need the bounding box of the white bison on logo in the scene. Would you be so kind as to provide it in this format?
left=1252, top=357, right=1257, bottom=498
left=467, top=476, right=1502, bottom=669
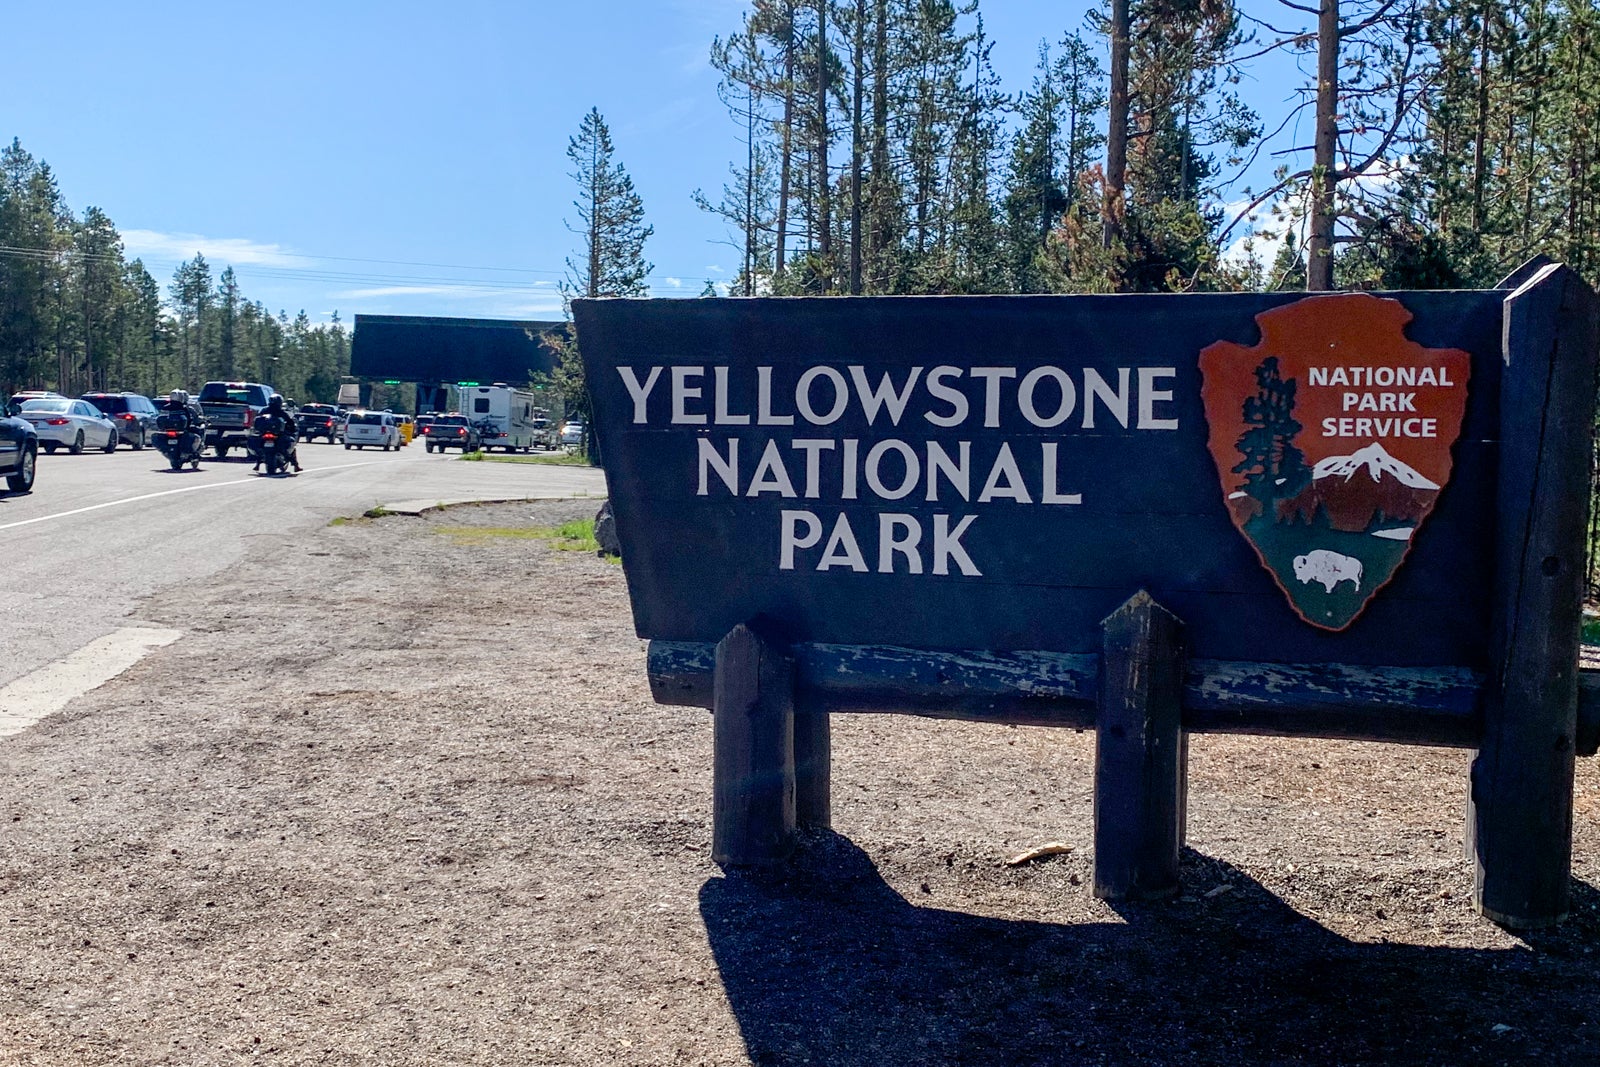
left=1292, top=549, right=1364, bottom=593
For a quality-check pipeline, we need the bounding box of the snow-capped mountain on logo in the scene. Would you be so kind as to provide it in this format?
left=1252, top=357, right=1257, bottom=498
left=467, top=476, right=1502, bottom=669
left=1278, top=443, right=1441, bottom=532
left=1311, top=443, right=1439, bottom=490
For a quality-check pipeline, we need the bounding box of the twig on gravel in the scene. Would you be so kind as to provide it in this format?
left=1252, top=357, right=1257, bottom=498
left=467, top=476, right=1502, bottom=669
left=1005, top=842, right=1075, bottom=866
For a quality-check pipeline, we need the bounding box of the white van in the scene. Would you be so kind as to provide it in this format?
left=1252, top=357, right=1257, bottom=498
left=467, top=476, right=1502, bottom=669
left=342, top=410, right=400, bottom=451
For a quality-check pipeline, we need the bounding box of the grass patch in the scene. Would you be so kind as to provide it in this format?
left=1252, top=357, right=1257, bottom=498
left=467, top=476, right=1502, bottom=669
left=546, top=519, right=600, bottom=551
left=331, top=507, right=394, bottom=526
left=435, top=518, right=601, bottom=553
left=1583, top=616, right=1600, bottom=646
left=459, top=451, right=593, bottom=466
left=460, top=450, right=485, bottom=461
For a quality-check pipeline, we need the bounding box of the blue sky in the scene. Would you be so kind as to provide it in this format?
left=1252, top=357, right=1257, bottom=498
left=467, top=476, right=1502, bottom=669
left=7, top=1, right=1310, bottom=324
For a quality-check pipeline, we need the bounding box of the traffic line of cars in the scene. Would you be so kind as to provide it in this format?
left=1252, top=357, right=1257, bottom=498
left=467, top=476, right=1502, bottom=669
left=1, top=388, right=202, bottom=496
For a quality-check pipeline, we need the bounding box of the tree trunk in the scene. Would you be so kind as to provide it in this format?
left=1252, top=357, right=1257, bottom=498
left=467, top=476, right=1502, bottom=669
left=868, top=0, right=890, bottom=290
left=775, top=4, right=797, bottom=281
left=588, top=128, right=602, bottom=298
left=1102, top=0, right=1130, bottom=253
left=849, top=0, right=866, bottom=294
left=1470, top=1, right=1491, bottom=232
left=1306, top=0, right=1340, bottom=292
left=745, top=80, right=759, bottom=295
left=1523, top=0, right=1547, bottom=244
left=816, top=0, right=832, bottom=289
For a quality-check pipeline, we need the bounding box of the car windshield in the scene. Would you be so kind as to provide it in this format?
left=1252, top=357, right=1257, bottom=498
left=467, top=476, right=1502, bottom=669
left=21, top=399, right=71, bottom=414
left=349, top=413, right=383, bottom=425
left=299, top=404, right=337, bottom=415
left=199, top=384, right=262, bottom=404
left=435, top=416, right=468, bottom=426
left=83, top=396, right=128, bottom=413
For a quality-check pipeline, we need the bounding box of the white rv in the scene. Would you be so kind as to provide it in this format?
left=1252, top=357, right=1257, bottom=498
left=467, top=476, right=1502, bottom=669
left=459, top=384, right=542, bottom=452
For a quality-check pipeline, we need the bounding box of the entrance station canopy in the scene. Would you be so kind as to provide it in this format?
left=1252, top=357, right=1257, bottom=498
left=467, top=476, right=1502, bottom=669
left=350, top=314, right=566, bottom=385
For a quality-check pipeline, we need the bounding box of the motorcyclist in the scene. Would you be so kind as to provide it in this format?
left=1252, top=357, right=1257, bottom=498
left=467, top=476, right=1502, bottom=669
left=158, top=389, right=204, bottom=433
left=254, top=393, right=303, bottom=473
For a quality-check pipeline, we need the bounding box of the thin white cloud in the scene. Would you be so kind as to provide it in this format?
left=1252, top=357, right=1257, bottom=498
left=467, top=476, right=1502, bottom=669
left=664, top=277, right=684, bottom=288
left=333, top=285, right=483, bottom=299
left=121, top=228, right=296, bottom=267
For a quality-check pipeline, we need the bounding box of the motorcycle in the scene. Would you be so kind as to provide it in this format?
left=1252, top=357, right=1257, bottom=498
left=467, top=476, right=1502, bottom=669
left=152, top=411, right=203, bottom=471
left=247, top=413, right=298, bottom=476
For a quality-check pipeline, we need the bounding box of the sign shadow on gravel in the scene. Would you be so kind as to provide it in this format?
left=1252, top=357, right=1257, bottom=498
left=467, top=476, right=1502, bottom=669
left=700, top=831, right=1600, bottom=1066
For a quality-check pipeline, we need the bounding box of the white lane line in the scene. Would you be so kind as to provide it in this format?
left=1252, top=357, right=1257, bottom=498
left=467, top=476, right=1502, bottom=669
left=0, top=626, right=182, bottom=737
left=0, top=460, right=382, bottom=532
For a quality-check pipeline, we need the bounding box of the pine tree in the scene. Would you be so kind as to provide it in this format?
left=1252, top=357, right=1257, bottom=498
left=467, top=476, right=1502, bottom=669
left=564, top=108, right=653, bottom=299
left=557, top=108, right=653, bottom=457
left=218, top=266, right=241, bottom=380
left=0, top=140, right=69, bottom=392
left=1234, top=357, right=1308, bottom=506
left=71, top=206, right=122, bottom=393
left=170, top=255, right=212, bottom=387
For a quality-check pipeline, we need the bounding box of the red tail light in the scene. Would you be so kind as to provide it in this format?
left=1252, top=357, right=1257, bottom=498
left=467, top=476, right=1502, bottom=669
left=263, top=433, right=276, bottom=441
left=243, top=410, right=254, bottom=428
left=119, top=413, right=135, bottom=420
left=457, top=428, right=466, bottom=435
left=45, top=418, right=68, bottom=425
left=166, top=431, right=178, bottom=438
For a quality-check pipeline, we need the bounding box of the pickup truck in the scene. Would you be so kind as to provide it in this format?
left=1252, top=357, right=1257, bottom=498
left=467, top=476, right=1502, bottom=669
left=198, top=381, right=276, bottom=459
left=295, top=403, right=342, bottom=443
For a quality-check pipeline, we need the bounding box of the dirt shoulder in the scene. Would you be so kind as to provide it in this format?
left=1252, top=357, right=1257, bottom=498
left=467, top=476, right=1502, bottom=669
left=0, top=500, right=1596, bottom=1066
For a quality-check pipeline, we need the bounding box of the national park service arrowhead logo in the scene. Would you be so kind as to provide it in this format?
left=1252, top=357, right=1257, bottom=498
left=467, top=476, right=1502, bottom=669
left=1199, top=293, right=1471, bottom=631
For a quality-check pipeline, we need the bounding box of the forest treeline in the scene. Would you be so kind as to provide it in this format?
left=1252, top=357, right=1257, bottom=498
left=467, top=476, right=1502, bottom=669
left=0, top=139, right=349, bottom=401
left=692, top=0, right=1600, bottom=296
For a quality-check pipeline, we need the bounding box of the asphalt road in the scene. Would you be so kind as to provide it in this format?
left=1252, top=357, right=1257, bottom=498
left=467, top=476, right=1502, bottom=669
left=0, top=440, right=607, bottom=688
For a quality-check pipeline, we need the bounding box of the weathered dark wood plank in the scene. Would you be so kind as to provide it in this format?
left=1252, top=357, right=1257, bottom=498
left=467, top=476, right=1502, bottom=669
left=1184, top=660, right=1483, bottom=747
left=793, top=711, right=831, bottom=829
left=1580, top=670, right=1600, bottom=757
left=712, top=624, right=797, bottom=867
left=1470, top=264, right=1599, bottom=929
left=650, top=640, right=1498, bottom=747
left=1095, top=592, right=1186, bottom=901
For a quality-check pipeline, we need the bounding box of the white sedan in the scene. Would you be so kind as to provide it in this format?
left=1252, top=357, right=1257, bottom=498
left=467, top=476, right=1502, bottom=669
left=19, top=398, right=118, bottom=454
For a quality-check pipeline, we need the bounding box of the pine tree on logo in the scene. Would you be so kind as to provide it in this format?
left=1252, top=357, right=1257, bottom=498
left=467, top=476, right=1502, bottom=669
left=1233, top=357, right=1310, bottom=509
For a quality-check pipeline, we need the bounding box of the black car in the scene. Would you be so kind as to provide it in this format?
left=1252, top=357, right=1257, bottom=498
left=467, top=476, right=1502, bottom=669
left=80, top=392, right=159, bottom=450
left=296, top=402, right=342, bottom=443
left=0, top=399, right=39, bottom=493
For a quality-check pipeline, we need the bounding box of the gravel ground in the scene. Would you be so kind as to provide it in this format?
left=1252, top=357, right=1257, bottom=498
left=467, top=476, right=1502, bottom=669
left=1, top=499, right=1597, bottom=1066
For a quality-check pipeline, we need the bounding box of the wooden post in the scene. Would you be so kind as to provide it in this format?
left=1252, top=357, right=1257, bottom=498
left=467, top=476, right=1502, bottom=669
left=793, top=711, right=831, bottom=829
left=1094, top=591, right=1187, bottom=901
left=712, top=623, right=797, bottom=867
left=1470, top=264, right=1600, bottom=928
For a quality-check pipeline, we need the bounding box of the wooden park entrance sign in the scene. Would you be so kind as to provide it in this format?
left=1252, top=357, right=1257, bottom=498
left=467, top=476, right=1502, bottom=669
left=574, top=260, right=1600, bottom=930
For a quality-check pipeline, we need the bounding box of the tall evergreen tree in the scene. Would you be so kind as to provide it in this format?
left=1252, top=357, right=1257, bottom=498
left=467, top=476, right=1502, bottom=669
left=564, top=108, right=653, bottom=300
left=170, top=254, right=212, bottom=387
left=217, top=266, right=241, bottom=380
